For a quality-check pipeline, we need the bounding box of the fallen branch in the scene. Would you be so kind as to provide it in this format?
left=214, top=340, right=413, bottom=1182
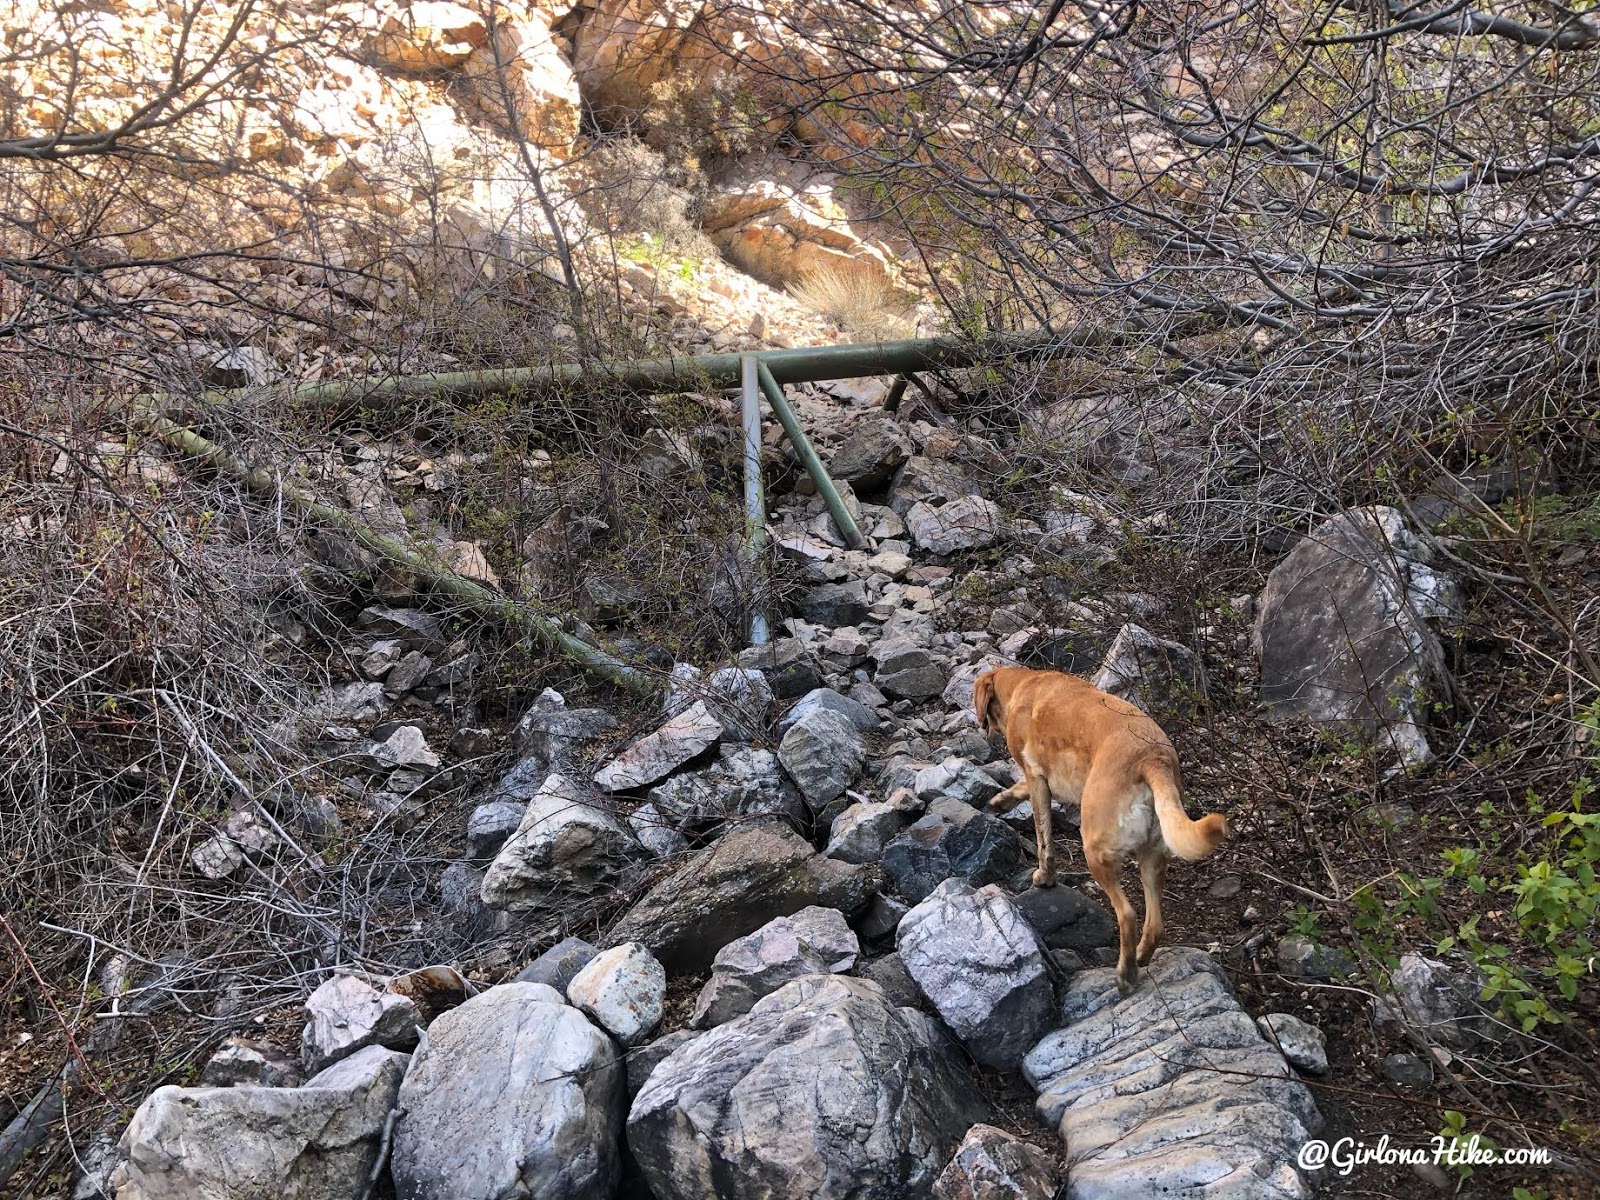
left=134, top=405, right=654, bottom=696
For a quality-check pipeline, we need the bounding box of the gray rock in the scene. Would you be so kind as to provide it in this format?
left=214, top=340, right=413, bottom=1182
left=199, top=1037, right=304, bottom=1088
left=829, top=423, right=910, bottom=491
left=778, top=687, right=878, bottom=735
left=594, top=701, right=724, bottom=791
left=356, top=605, right=446, bottom=650
left=872, top=636, right=947, bottom=699
left=604, top=820, right=878, bottom=974
left=736, top=636, right=823, bottom=698
left=480, top=773, right=639, bottom=912
left=300, top=974, right=419, bottom=1073
left=882, top=798, right=1021, bottom=903
left=1024, top=947, right=1321, bottom=1200
left=627, top=802, right=690, bottom=858
left=566, top=942, right=666, bottom=1046
left=514, top=697, right=618, bottom=768
left=691, top=906, right=860, bottom=1026
left=1372, top=954, right=1498, bottom=1047
left=515, top=937, right=599, bottom=991
left=1012, top=886, right=1117, bottom=953
left=648, top=745, right=804, bottom=827
left=392, top=984, right=623, bottom=1200
left=361, top=638, right=405, bottom=679
left=466, top=800, right=525, bottom=860
left=912, top=756, right=1004, bottom=807
left=1090, top=623, right=1201, bottom=714
left=896, top=880, right=1053, bottom=1070
left=859, top=951, right=922, bottom=1008
left=942, top=655, right=1009, bottom=712
left=701, top=666, right=774, bottom=741
left=384, top=650, right=433, bottom=696
left=804, top=580, right=870, bottom=627
left=906, top=495, right=1004, bottom=554
left=1276, top=935, right=1356, bottom=980
left=1258, top=1013, right=1329, bottom=1075
left=112, top=1045, right=408, bottom=1200
left=1255, top=505, right=1460, bottom=767
left=934, top=1123, right=1061, bottom=1200
left=190, top=810, right=275, bottom=880
left=625, top=1030, right=698, bottom=1099
left=825, top=800, right=910, bottom=864
left=1382, top=1051, right=1434, bottom=1088
left=858, top=892, right=911, bottom=941
left=439, top=862, right=484, bottom=915
left=777, top=706, right=868, bottom=806
left=629, top=975, right=986, bottom=1200
left=314, top=680, right=393, bottom=725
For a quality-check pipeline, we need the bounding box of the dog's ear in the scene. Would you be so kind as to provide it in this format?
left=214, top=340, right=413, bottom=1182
left=974, top=670, right=998, bottom=733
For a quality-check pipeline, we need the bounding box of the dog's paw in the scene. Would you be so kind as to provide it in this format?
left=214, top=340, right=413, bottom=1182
left=1031, top=867, right=1058, bottom=888
left=1116, top=970, right=1139, bottom=997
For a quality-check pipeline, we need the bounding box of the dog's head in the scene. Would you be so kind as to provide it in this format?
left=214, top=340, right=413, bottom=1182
left=974, top=668, right=1003, bottom=733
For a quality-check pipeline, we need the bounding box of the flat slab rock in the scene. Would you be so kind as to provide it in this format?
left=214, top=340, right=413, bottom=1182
left=1022, top=946, right=1323, bottom=1200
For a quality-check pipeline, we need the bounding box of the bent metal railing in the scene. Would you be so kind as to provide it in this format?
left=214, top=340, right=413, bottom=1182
left=132, top=331, right=1074, bottom=692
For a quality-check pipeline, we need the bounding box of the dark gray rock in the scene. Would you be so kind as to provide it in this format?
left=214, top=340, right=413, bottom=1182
left=356, top=605, right=446, bottom=650
left=872, top=637, right=947, bottom=699
left=466, top=800, right=525, bottom=861
left=736, top=637, right=823, bottom=699
left=825, top=800, right=909, bottom=865
left=604, top=820, right=877, bottom=974
left=1255, top=505, right=1460, bottom=767
left=625, top=1029, right=698, bottom=1100
left=1382, top=1051, right=1434, bottom=1088
left=647, top=745, right=805, bottom=828
left=515, top=937, right=599, bottom=991
left=896, top=880, right=1053, bottom=1070
left=859, top=951, right=923, bottom=1009
left=804, top=580, right=870, bottom=627
left=912, top=756, right=1005, bottom=807
left=629, top=975, right=986, bottom=1200
left=199, top=1038, right=304, bottom=1088
left=882, top=798, right=1020, bottom=903
left=392, top=983, right=623, bottom=1200
left=701, top=666, right=775, bottom=742
left=513, top=695, right=618, bottom=768
left=829, top=424, right=911, bottom=492
left=1012, top=886, right=1117, bottom=953
left=857, top=892, right=910, bottom=941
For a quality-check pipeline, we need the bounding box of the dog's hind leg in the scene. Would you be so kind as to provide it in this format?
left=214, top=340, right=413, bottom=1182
left=1087, top=853, right=1139, bottom=994
left=1027, top=773, right=1057, bottom=887
left=987, top=779, right=1029, bottom=814
left=1135, top=852, right=1168, bottom=966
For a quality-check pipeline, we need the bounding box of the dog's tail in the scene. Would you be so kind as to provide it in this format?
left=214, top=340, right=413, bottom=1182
left=1144, top=760, right=1229, bottom=861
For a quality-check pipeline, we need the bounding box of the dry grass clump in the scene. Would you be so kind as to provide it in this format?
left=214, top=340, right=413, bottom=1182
left=786, top=262, right=916, bottom=342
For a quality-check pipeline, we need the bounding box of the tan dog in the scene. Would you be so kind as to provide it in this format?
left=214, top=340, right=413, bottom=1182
left=974, top=666, right=1229, bottom=993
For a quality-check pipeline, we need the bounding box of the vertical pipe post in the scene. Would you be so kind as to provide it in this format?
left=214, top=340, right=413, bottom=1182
left=755, top=360, right=867, bottom=551
left=740, top=356, right=770, bottom=646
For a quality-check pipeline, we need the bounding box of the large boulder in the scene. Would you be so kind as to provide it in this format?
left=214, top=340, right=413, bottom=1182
left=629, top=975, right=987, bottom=1200
left=777, top=706, right=868, bottom=807
left=604, top=820, right=877, bottom=974
left=882, top=798, right=1020, bottom=903
left=480, top=773, right=639, bottom=912
left=462, top=15, right=582, bottom=153
left=112, top=1045, right=409, bottom=1200
left=391, top=983, right=623, bottom=1200
left=691, top=906, right=860, bottom=1026
left=896, top=880, right=1053, bottom=1070
left=1255, top=505, right=1460, bottom=766
left=1023, top=947, right=1322, bottom=1200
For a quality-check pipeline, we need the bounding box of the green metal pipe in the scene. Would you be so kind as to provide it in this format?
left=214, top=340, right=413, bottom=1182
left=756, top=360, right=866, bottom=551
left=202, top=330, right=1066, bottom=411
